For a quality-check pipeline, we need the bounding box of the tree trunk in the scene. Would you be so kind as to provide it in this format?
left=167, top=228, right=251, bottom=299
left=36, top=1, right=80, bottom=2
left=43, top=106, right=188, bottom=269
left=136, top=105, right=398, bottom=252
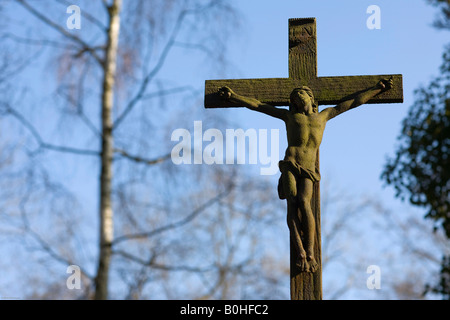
left=95, top=0, right=122, bottom=300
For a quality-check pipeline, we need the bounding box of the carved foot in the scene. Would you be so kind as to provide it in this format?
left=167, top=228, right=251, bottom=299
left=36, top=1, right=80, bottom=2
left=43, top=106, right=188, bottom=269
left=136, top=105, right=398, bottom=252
left=295, top=254, right=308, bottom=271
left=295, top=255, right=318, bottom=273
left=307, top=257, right=318, bottom=273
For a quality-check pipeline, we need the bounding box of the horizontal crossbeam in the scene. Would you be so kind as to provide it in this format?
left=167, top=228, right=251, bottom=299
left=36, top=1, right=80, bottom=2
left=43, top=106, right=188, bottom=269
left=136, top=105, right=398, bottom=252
left=204, top=74, right=403, bottom=108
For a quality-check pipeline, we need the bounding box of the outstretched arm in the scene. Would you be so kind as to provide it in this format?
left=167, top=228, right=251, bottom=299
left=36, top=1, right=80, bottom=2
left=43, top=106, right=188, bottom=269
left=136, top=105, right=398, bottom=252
left=321, top=78, right=393, bottom=121
left=218, top=86, right=288, bottom=120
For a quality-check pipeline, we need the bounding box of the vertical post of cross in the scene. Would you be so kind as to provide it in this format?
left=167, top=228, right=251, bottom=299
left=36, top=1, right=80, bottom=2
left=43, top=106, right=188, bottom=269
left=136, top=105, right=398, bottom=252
left=288, top=18, right=322, bottom=300
left=204, top=17, right=403, bottom=301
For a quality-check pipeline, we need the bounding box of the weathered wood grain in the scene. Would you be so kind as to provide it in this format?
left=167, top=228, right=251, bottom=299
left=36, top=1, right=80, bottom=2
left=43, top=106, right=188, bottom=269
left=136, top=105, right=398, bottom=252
left=204, top=74, right=403, bottom=108
left=289, top=18, right=317, bottom=79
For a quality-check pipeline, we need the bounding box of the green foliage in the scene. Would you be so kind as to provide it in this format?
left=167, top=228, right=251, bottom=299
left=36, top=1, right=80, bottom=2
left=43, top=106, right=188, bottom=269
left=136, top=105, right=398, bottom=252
left=426, top=255, right=450, bottom=299
left=382, top=45, right=450, bottom=299
left=427, top=0, right=450, bottom=29
left=383, top=0, right=450, bottom=300
left=383, top=46, right=450, bottom=236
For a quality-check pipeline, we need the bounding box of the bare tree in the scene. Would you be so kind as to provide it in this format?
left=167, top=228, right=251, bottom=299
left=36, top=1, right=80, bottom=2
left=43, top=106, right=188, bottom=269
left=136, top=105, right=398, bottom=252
left=319, top=178, right=449, bottom=300
left=108, top=165, right=289, bottom=299
left=0, top=0, right=241, bottom=299
left=3, top=1, right=443, bottom=301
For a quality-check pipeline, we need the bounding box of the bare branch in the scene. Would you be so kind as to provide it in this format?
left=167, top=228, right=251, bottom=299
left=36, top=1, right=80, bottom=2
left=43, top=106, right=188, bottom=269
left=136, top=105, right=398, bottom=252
left=56, top=85, right=102, bottom=138
left=102, top=0, right=110, bottom=10
left=39, top=143, right=100, bottom=157
left=114, top=148, right=171, bottom=165
left=140, top=85, right=198, bottom=100
left=54, top=0, right=107, bottom=32
left=113, top=0, right=232, bottom=130
left=114, top=85, right=197, bottom=129
left=15, top=0, right=103, bottom=65
left=1, top=32, right=72, bottom=50
left=113, top=249, right=214, bottom=273
left=113, top=7, right=192, bottom=130
left=0, top=38, right=46, bottom=83
left=18, top=183, right=94, bottom=281
left=173, top=41, right=214, bottom=56
left=112, top=187, right=232, bottom=245
left=27, top=226, right=95, bottom=280
left=196, top=257, right=252, bottom=300
left=4, top=104, right=100, bottom=156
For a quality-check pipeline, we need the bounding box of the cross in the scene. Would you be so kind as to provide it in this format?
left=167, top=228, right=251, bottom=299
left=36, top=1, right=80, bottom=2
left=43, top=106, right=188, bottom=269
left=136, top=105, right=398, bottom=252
left=204, top=17, right=403, bottom=300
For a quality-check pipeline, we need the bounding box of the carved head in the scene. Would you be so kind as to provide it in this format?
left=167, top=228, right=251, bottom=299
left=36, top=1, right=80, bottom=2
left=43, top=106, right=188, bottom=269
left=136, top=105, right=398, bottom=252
left=289, top=87, right=318, bottom=114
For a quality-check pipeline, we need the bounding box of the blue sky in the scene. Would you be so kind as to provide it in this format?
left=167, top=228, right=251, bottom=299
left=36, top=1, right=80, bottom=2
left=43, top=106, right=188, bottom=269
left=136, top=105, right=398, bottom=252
left=1, top=0, right=448, bottom=299
left=194, top=0, right=449, bottom=298
left=207, top=0, right=448, bottom=204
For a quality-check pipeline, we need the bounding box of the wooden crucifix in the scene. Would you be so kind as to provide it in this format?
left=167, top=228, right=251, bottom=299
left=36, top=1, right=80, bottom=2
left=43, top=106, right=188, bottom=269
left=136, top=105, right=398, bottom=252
left=204, top=17, right=403, bottom=300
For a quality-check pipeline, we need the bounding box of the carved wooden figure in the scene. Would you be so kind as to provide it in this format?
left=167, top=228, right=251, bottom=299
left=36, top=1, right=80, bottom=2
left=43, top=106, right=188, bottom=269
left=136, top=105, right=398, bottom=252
left=204, top=18, right=403, bottom=300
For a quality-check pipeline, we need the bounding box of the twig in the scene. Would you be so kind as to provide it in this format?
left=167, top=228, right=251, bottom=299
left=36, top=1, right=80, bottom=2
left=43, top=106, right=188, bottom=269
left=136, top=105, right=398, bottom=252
left=113, top=249, right=214, bottom=273
left=114, top=148, right=171, bottom=165
left=16, top=0, right=103, bottom=65
left=112, top=9, right=188, bottom=130
left=112, top=188, right=232, bottom=245
left=54, top=0, right=107, bottom=32
left=18, top=183, right=94, bottom=280
left=5, top=104, right=100, bottom=156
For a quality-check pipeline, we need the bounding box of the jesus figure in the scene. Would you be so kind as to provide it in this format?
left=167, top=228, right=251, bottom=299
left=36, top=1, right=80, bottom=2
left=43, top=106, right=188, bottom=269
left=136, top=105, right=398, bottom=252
left=218, top=77, right=393, bottom=272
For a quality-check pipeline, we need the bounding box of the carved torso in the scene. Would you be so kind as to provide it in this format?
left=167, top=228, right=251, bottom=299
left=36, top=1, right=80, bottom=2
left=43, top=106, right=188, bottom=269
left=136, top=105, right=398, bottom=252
left=284, top=112, right=326, bottom=172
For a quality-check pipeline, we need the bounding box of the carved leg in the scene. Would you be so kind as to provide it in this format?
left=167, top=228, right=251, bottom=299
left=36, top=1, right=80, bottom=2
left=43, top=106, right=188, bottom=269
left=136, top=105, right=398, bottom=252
left=283, top=170, right=309, bottom=270
left=287, top=200, right=308, bottom=270
left=297, top=178, right=318, bottom=272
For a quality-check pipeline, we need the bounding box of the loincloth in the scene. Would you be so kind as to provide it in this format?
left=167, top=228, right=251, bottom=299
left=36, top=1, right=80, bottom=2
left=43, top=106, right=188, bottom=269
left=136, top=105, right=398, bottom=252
left=277, top=160, right=321, bottom=200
